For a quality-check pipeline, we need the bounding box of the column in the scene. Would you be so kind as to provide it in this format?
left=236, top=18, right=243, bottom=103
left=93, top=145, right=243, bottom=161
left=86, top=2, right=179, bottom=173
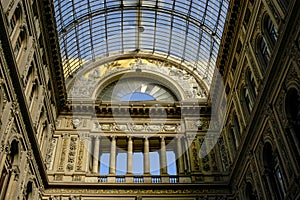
left=109, top=136, right=116, bottom=174
left=176, top=136, right=184, bottom=174
left=183, top=136, right=191, bottom=173
left=144, top=137, right=150, bottom=174
left=84, top=135, right=92, bottom=172
left=160, top=136, right=167, bottom=174
left=92, top=136, right=100, bottom=173
left=5, top=168, right=18, bottom=200
left=127, top=136, right=133, bottom=174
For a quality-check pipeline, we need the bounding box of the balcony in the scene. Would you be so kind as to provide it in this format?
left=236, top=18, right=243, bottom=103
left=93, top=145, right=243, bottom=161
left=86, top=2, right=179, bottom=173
left=90, top=175, right=185, bottom=184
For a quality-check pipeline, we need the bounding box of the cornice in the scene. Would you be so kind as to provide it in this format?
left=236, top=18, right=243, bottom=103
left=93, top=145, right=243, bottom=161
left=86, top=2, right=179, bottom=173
left=60, top=101, right=211, bottom=117
left=39, top=0, right=67, bottom=109
left=215, top=0, right=242, bottom=77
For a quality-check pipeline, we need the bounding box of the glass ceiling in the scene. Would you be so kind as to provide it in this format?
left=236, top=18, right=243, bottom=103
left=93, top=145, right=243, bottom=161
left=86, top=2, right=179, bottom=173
left=53, top=0, right=229, bottom=86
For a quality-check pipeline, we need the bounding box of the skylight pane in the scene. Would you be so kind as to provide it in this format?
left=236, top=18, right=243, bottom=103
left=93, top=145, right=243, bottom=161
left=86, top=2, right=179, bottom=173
left=53, top=0, right=229, bottom=85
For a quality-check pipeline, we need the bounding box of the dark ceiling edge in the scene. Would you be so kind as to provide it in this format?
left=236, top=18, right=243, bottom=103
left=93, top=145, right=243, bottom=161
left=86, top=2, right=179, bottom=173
left=0, top=4, right=49, bottom=187
left=40, top=0, right=67, bottom=110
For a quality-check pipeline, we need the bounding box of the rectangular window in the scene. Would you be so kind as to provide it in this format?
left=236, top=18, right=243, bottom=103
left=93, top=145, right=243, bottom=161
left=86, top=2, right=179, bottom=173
left=99, top=153, right=110, bottom=175
left=132, top=152, right=143, bottom=175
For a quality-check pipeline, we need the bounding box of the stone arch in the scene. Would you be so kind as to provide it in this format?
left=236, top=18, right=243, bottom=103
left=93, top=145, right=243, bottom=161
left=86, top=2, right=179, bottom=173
left=93, top=71, right=187, bottom=101
left=283, top=84, right=300, bottom=166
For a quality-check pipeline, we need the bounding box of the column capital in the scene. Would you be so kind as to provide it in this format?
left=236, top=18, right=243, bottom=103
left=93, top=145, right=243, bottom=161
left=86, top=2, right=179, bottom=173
left=160, top=136, right=165, bottom=140
left=110, top=135, right=116, bottom=140
left=143, top=136, right=149, bottom=140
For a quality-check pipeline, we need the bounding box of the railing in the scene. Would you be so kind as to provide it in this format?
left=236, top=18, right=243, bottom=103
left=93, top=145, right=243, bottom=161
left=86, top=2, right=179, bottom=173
left=134, top=176, right=144, bottom=183
left=151, top=176, right=161, bottom=183
left=169, top=176, right=178, bottom=183
left=98, top=176, right=107, bottom=183
left=94, top=175, right=181, bottom=183
left=116, top=176, right=126, bottom=183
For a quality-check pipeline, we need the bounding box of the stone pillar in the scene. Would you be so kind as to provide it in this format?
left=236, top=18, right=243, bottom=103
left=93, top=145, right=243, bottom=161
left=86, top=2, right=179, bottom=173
left=127, top=136, right=133, bottom=174
left=85, top=135, right=92, bottom=173
left=92, top=136, right=100, bottom=173
left=109, top=136, right=116, bottom=174
left=183, top=136, right=191, bottom=173
left=176, top=136, right=184, bottom=174
left=5, top=168, right=19, bottom=200
left=160, top=136, right=167, bottom=174
left=144, top=137, right=150, bottom=174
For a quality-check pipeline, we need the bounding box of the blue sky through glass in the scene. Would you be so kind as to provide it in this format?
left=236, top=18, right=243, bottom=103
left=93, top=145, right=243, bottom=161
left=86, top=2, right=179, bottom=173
left=53, top=0, right=229, bottom=86
left=121, top=92, right=155, bottom=101
left=100, top=151, right=177, bottom=175
left=133, top=152, right=144, bottom=175
left=100, top=153, right=110, bottom=175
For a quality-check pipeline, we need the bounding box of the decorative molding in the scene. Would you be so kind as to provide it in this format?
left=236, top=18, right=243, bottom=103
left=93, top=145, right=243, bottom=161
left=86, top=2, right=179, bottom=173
left=68, top=58, right=207, bottom=100
left=92, top=122, right=183, bottom=133
left=76, top=139, right=84, bottom=171
left=45, top=138, right=57, bottom=170
left=67, top=137, right=77, bottom=171
left=58, top=135, right=69, bottom=171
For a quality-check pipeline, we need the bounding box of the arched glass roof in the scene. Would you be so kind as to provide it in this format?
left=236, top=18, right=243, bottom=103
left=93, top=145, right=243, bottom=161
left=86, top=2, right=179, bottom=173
left=53, top=0, right=229, bottom=86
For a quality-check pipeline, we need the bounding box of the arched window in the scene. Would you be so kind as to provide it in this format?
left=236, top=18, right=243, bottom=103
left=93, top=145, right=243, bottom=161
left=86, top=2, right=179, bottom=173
left=263, top=15, right=278, bottom=47
left=0, top=140, right=19, bottom=199
left=9, top=140, right=19, bottom=165
left=257, top=36, right=270, bottom=72
left=263, top=142, right=285, bottom=199
left=25, top=181, right=33, bottom=200
left=245, top=182, right=258, bottom=200
left=285, top=88, right=300, bottom=163
left=10, top=5, right=22, bottom=34
left=13, top=30, right=26, bottom=58
left=246, top=68, right=257, bottom=98
left=242, top=87, right=254, bottom=115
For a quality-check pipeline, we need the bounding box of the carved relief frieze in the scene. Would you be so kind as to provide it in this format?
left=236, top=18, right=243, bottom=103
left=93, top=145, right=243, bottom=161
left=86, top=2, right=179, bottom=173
left=0, top=114, right=14, bottom=152
left=76, top=139, right=84, bottom=171
left=92, top=122, right=183, bottom=133
left=67, top=137, right=78, bottom=171
left=45, top=138, right=57, bottom=170
left=191, top=140, right=200, bottom=171
left=68, top=58, right=207, bottom=100
left=45, top=188, right=228, bottom=195
left=58, top=134, right=69, bottom=171
left=185, top=119, right=209, bottom=131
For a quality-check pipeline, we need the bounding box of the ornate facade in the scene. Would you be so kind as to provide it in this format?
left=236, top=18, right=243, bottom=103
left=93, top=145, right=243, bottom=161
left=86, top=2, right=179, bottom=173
left=0, top=0, right=299, bottom=199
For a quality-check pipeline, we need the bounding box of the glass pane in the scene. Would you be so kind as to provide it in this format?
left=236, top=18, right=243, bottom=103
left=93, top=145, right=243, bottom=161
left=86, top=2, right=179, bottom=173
left=133, top=152, right=144, bottom=175
left=100, top=153, right=110, bottom=175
